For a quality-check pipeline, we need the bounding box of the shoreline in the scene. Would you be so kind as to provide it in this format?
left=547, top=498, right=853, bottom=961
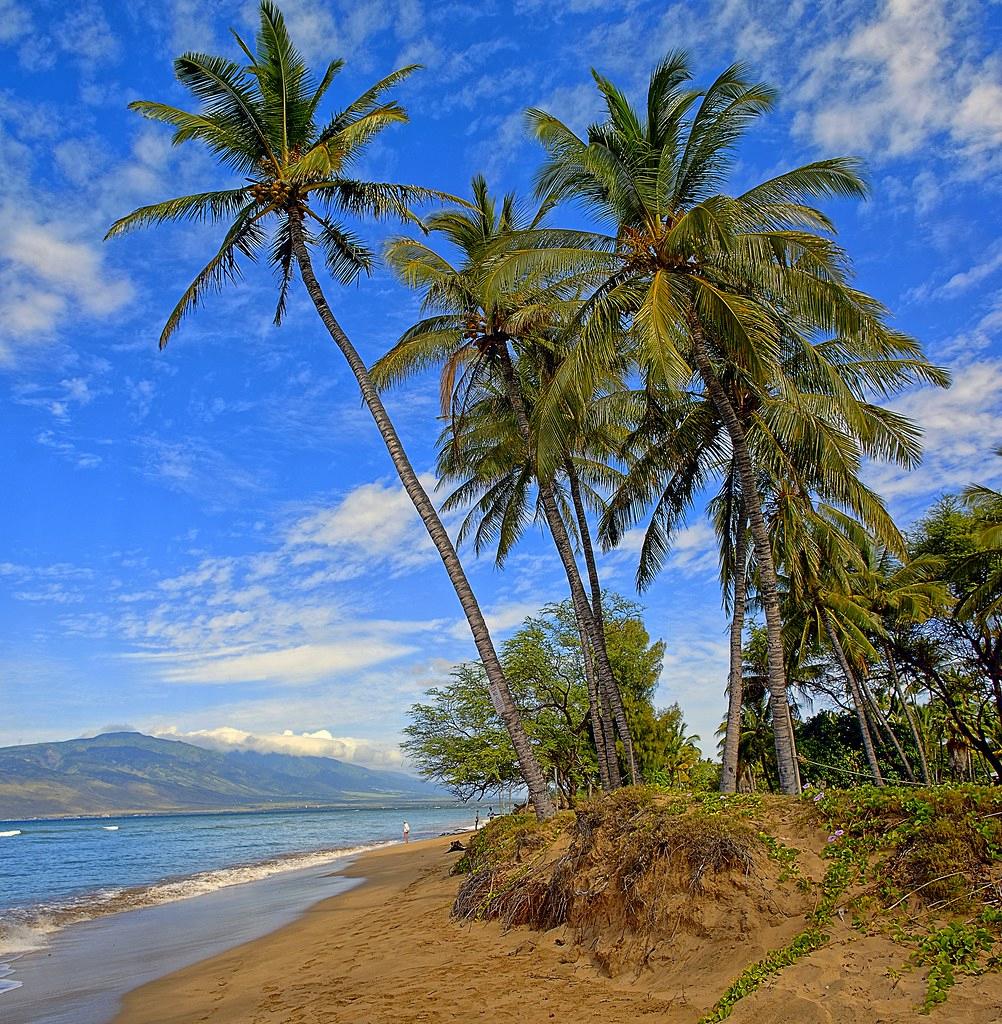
left=109, top=824, right=1002, bottom=1024
left=2, top=828, right=467, bottom=1024
left=113, top=834, right=469, bottom=1024
left=0, top=839, right=397, bottom=962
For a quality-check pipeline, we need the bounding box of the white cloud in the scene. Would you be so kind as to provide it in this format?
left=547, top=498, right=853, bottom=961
left=155, top=724, right=407, bottom=769
left=447, top=599, right=541, bottom=642
left=0, top=212, right=132, bottom=365
left=940, top=242, right=1002, bottom=297
left=8, top=0, right=117, bottom=72
left=59, top=476, right=463, bottom=687
left=613, top=519, right=718, bottom=579
left=140, top=437, right=264, bottom=504
left=287, top=476, right=441, bottom=578
left=655, top=617, right=730, bottom=757
left=792, top=0, right=1002, bottom=165
left=0, top=0, right=31, bottom=44
left=865, top=355, right=1002, bottom=511
left=153, top=638, right=419, bottom=684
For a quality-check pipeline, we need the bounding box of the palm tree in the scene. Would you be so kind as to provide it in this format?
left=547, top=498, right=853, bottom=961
left=858, top=546, right=951, bottom=784
left=959, top=457, right=1002, bottom=621
left=372, top=176, right=637, bottom=786
left=104, top=1, right=556, bottom=818
left=514, top=53, right=948, bottom=793
left=715, top=478, right=750, bottom=793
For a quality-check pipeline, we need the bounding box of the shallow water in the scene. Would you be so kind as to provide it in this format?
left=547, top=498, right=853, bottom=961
left=0, top=803, right=476, bottom=1022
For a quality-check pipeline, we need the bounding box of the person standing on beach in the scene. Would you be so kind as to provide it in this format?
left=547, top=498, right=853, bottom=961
left=402, top=820, right=411, bottom=843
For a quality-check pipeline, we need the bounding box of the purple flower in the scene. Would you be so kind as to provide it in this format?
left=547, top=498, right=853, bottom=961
left=834, top=829, right=845, bottom=837
left=813, top=791, right=825, bottom=803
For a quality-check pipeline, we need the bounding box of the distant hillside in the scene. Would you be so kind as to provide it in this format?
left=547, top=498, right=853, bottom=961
left=0, top=732, right=442, bottom=819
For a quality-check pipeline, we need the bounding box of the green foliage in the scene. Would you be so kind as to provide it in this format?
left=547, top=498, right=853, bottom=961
left=632, top=703, right=701, bottom=787
left=797, top=708, right=922, bottom=788
left=403, top=664, right=522, bottom=802
left=404, top=595, right=675, bottom=803
left=814, top=785, right=1002, bottom=907
left=698, top=926, right=829, bottom=1022
left=912, top=912, right=1002, bottom=1013
left=757, top=832, right=802, bottom=883
left=452, top=811, right=572, bottom=877
left=703, top=785, right=1002, bottom=1021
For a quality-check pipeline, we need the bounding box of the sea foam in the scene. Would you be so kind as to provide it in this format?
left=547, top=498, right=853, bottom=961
left=0, top=840, right=393, bottom=957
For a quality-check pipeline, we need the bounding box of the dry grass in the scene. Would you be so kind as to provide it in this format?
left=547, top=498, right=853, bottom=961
left=452, top=788, right=786, bottom=974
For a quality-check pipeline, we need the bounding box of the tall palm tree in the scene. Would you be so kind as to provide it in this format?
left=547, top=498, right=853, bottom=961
left=512, top=53, right=948, bottom=793
left=372, top=177, right=637, bottom=786
left=104, top=1, right=556, bottom=818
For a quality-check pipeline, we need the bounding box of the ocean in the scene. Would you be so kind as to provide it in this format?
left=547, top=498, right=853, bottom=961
left=0, top=802, right=478, bottom=1023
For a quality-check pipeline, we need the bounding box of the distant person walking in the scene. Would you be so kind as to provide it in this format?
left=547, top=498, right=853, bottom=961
left=402, top=820, right=411, bottom=843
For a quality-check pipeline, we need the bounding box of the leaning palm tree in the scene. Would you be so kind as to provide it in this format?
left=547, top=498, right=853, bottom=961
left=372, top=176, right=637, bottom=786
left=104, top=1, right=556, bottom=818
left=510, top=53, right=948, bottom=793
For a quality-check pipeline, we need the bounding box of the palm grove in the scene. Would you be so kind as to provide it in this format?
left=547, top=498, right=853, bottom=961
left=106, top=3, right=1002, bottom=816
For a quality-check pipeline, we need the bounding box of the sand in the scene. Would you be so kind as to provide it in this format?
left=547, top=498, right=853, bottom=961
left=114, top=834, right=1002, bottom=1024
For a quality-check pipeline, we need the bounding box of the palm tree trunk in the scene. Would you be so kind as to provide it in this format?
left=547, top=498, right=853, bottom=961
left=598, top=669, right=622, bottom=786
left=821, top=609, right=883, bottom=786
left=495, top=345, right=637, bottom=784
left=578, top=590, right=615, bottom=790
left=859, top=672, right=916, bottom=782
left=691, top=326, right=799, bottom=794
left=291, top=223, right=556, bottom=819
left=720, top=507, right=748, bottom=794
left=566, top=458, right=622, bottom=789
left=886, top=642, right=931, bottom=784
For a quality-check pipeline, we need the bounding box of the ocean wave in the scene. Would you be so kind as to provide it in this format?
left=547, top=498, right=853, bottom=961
left=0, top=831, right=21, bottom=838
left=0, top=959, right=22, bottom=994
left=101, top=826, right=119, bottom=831
left=0, top=840, right=393, bottom=958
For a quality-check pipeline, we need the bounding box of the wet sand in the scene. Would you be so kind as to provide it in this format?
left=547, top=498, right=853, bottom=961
left=114, top=833, right=651, bottom=1024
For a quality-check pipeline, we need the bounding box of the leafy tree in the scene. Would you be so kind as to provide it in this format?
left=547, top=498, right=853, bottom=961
left=404, top=596, right=671, bottom=805
left=403, top=665, right=522, bottom=802
left=908, top=497, right=1002, bottom=781
left=632, top=703, right=701, bottom=786
left=105, top=1, right=554, bottom=817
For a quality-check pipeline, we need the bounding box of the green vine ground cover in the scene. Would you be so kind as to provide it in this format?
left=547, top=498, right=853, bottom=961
left=700, top=785, right=1002, bottom=1020
left=453, top=785, right=1002, bottom=1020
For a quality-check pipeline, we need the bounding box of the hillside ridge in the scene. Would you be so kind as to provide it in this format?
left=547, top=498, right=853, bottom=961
left=0, top=731, right=441, bottom=818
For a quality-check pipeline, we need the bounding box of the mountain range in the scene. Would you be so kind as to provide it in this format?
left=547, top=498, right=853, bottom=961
left=0, top=731, right=441, bottom=818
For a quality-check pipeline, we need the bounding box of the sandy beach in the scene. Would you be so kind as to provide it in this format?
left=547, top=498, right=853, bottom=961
left=113, top=830, right=1002, bottom=1024
left=114, top=833, right=671, bottom=1024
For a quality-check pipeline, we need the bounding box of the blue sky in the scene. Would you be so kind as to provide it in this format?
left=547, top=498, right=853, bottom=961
left=1, top=0, right=1001, bottom=769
